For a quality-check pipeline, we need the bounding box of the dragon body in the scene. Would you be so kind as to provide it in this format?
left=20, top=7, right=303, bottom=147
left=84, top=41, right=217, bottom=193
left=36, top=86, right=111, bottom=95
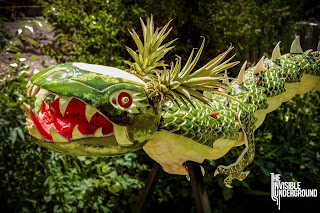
left=24, top=18, right=320, bottom=188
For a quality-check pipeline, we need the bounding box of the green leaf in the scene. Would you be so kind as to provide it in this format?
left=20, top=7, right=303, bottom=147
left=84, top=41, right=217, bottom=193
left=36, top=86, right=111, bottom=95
left=222, top=188, right=233, bottom=200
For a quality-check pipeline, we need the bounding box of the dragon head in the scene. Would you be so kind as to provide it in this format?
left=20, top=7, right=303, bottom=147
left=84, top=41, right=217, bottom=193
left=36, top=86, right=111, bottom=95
left=24, top=62, right=160, bottom=156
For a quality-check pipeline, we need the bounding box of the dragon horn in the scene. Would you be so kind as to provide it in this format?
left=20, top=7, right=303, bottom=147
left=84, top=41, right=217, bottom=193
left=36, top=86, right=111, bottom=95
left=290, top=36, right=303, bottom=54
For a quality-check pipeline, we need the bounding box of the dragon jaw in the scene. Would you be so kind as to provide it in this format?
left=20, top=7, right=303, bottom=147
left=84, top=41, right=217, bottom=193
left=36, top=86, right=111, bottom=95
left=23, top=63, right=160, bottom=156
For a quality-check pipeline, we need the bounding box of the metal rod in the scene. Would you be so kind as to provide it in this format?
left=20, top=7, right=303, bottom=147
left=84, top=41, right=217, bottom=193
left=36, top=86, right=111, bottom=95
left=186, top=161, right=211, bottom=213
left=134, top=161, right=160, bottom=213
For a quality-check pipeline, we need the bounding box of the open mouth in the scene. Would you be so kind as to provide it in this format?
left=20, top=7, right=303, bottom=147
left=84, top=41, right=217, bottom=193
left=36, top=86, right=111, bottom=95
left=24, top=81, right=113, bottom=142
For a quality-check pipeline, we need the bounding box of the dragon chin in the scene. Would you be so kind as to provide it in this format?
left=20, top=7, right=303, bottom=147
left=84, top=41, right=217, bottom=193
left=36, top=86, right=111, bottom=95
left=23, top=82, right=144, bottom=156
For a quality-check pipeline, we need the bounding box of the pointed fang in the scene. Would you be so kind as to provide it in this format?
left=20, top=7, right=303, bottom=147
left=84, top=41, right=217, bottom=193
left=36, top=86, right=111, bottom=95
left=50, top=125, right=69, bottom=142
left=23, top=103, right=33, bottom=119
left=34, top=88, right=49, bottom=114
left=59, top=96, right=73, bottom=116
left=271, top=41, right=281, bottom=60
left=85, top=104, right=99, bottom=122
left=94, top=127, right=103, bottom=137
left=113, top=124, right=134, bottom=146
left=27, top=122, right=44, bottom=141
left=72, top=125, right=84, bottom=140
left=237, top=60, right=247, bottom=85
left=31, top=85, right=40, bottom=97
left=290, top=36, right=303, bottom=54
left=27, top=84, right=34, bottom=96
left=253, top=56, right=266, bottom=75
left=26, top=81, right=32, bottom=89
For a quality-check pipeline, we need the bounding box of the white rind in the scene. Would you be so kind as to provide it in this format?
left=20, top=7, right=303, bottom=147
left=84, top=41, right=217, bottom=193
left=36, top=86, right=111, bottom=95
left=253, top=56, right=265, bottom=75
left=113, top=124, right=134, bottom=146
left=72, top=125, right=84, bottom=140
left=94, top=127, right=103, bottom=137
left=34, top=88, right=49, bottom=114
left=50, top=125, right=69, bottom=142
left=271, top=41, right=281, bottom=60
left=59, top=96, right=73, bottom=116
left=85, top=104, right=99, bottom=122
left=31, top=85, right=40, bottom=97
left=237, top=60, right=247, bottom=85
left=290, top=36, right=303, bottom=54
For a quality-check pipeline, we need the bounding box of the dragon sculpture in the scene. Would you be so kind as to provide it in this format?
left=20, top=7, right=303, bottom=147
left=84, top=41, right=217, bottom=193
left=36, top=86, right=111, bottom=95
left=24, top=17, right=320, bottom=188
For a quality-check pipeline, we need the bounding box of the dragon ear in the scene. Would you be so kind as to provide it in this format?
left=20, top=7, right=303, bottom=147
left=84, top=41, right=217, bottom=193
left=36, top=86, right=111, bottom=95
left=271, top=41, right=281, bottom=61
left=290, top=36, right=303, bottom=54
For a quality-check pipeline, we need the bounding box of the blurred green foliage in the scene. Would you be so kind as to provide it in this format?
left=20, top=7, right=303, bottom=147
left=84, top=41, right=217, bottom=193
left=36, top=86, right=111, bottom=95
left=1, top=0, right=319, bottom=212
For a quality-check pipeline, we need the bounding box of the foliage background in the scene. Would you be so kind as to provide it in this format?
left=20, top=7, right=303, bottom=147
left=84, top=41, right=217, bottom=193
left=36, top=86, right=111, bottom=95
left=0, top=0, right=319, bottom=212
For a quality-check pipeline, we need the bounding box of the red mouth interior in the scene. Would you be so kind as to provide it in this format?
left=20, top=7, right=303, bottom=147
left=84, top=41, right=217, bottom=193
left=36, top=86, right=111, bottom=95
left=30, top=97, right=113, bottom=141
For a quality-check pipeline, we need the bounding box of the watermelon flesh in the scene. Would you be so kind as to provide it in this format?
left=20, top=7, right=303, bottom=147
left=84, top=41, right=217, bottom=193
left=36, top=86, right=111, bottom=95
left=29, top=97, right=113, bottom=142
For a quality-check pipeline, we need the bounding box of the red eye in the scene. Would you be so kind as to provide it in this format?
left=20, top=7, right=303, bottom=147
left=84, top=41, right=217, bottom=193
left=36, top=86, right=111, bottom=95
left=118, top=92, right=132, bottom=108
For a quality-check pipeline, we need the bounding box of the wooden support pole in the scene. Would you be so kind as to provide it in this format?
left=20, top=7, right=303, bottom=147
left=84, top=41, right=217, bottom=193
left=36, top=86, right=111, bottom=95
left=186, top=161, right=211, bottom=213
left=134, top=161, right=160, bottom=213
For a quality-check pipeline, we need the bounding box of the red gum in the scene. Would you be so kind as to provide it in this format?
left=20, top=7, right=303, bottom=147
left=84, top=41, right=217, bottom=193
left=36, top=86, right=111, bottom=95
left=32, top=97, right=113, bottom=141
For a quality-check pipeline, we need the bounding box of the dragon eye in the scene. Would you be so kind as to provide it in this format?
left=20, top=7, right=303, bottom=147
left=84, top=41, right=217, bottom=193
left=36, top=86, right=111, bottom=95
left=118, top=92, right=132, bottom=108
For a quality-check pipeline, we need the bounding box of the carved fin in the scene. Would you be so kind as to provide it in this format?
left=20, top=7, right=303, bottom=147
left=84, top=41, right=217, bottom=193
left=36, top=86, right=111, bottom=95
left=271, top=41, right=281, bottom=60
left=253, top=56, right=265, bottom=75
left=290, top=36, right=303, bottom=54
left=237, top=60, right=247, bottom=85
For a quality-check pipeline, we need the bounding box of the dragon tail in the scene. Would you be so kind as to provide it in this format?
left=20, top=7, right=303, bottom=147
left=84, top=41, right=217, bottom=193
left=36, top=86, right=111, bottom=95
left=214, top=36, right=320, bottom=187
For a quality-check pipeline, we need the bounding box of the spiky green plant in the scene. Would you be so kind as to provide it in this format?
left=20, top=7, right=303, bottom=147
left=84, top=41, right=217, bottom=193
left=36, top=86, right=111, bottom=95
left=125, top=16, right=240, bottom=107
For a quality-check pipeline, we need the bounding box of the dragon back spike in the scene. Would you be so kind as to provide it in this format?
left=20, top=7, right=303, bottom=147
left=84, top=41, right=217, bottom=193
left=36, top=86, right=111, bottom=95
left=271, top=41, right=281, bottom=61
left=290, top=36, right=303, bottom=54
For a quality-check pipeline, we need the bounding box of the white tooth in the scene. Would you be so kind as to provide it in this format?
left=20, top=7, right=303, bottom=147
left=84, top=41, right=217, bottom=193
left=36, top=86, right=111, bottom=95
left=290, top=36, right=303, bottom=54
left=85, top=104, right=99, bottom=122
left=94, top=127, right=103, bottom=137
left=271, top=41, right=281, bottom=60
left=27, top=84, right=34, bottom=96
left=26, top=81, right=32, bottom=89
left=27, top=123, right=44, bottom=141
left=23, top=103, right=33, bottom=119
left=34, top=88, right=50, bottom=114
left=31, top=85, right=40, bottom=97
left=59, top=96, right=73, bottom=116
left=253, top=56, right=266, bottom=75
left=113, top=124, right=133, bottom=146
left=72, top=125, right=84, bottom=140
left=50, top=125, right=69, bottom=142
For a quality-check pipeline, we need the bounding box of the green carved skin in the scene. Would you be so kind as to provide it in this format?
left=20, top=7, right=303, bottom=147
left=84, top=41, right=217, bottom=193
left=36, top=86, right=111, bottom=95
left=27, top=50, right=320, bottom=188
